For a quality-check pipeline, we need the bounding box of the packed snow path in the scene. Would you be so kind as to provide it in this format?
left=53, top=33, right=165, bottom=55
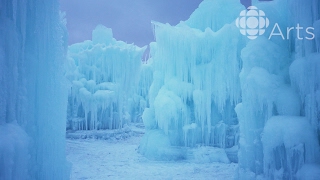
left=66, top=134, right=237, bottom=180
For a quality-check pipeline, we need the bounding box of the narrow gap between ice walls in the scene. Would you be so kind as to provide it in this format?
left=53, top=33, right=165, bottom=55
left=0, top=0, right=70, bottom=179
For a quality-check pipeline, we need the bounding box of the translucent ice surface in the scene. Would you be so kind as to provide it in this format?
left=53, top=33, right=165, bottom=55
left=0, top=0, right=69, bottom=179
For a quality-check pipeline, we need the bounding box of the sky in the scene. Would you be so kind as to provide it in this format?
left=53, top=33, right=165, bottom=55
left=60, top=0, right=249, bottom=47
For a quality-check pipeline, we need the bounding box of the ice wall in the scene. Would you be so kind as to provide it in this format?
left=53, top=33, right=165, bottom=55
left=236, top=0, right=320, bottom=179
left=0, top=0, right=69, bottom=179
left=66, top=25, right=147, bottom=130
left=139, top=0, right=245, bottom=161
left=236, top=36, right=290, bottom=177
left=138, top=0, right=320, bottom=178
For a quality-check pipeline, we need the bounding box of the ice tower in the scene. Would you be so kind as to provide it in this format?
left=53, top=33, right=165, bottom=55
left=66, top=25, right=147, bottom=130
left=139, top=0, right=245, bottom=161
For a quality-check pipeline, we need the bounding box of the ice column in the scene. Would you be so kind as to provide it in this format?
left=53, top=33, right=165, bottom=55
left=0, top=0, right=70, bottom=179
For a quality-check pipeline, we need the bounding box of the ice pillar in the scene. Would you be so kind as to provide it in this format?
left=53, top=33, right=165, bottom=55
left=0, top=0, right=69, bottom=179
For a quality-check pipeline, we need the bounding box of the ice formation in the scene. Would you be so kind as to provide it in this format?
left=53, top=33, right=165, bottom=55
left=0, top=0, right=69, bottom=179
left=66, top=25, right=148, bottom=130
left=137, top=0, right=320, bottom=179
left=2, top=0, right=318, bottom=179
left=139, top=0, right=245, bottom=161
left=236, top=0, right=320, bottom=179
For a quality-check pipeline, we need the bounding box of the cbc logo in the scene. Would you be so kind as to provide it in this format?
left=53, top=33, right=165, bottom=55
left=236, top=6, right=270, bottom=40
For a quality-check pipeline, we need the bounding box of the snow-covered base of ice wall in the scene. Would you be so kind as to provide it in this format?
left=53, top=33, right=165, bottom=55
left=66, top=25, right=149, bottom=130
left=0, top=0, right=69, bottom=179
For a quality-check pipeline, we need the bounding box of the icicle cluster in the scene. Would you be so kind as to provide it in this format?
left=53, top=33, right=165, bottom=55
left=139, top=0, right=245, bottom=161
left=66, top=25, right=147, bottom=130
left=236, top=0, right=320, bottom=179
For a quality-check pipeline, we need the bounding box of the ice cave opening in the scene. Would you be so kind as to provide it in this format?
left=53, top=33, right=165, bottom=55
left=1, top=0, right=320, bottom=179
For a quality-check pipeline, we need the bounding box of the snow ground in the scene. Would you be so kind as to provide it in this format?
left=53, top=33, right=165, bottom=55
left=66, top=125, right=238, bottom=180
